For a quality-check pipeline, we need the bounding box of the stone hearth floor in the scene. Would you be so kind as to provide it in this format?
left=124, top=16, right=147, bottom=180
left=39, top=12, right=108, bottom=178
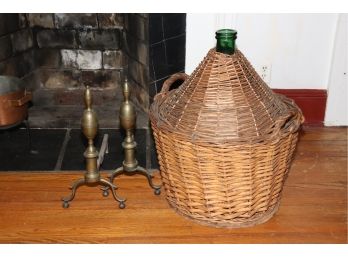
left=0, top=128, right=150, bottom=171
left=0, top=103, right=156, bottom=171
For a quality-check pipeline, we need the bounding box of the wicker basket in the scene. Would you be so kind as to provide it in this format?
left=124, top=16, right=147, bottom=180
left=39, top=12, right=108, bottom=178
left=149, top=48, right=304, bottom=228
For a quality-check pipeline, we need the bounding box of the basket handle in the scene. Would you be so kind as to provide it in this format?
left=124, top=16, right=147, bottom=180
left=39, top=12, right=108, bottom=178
left=154, top=73, right=188, bottom=101
left=7, top=90, right=32, bottom=107
left=271, top=95, right=304, bottom=137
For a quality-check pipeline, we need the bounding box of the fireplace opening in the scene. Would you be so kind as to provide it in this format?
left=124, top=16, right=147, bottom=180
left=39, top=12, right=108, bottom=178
left=0, top=13, right=186, bottom=171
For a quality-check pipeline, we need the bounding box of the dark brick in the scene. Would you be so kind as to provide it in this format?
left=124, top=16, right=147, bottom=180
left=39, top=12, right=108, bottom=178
left=0, top=49, right=36, bottom=77
left=54, top=14, right=98, bottom=29
left=125, top=14, right=148, bottom=42
left=0, top=35, right=12, bottom=61
left=123, top=31, right=133, bottom=58
left=137, top=14, right=149, bottom=19
left=18, top=14, right=28, bottom=29
left=39, top=69, right=81, bottom=89
left=0, top=58, right=17, bottom=76
left=35, top=48, right=61, bottom=68
left=92, top=88, right=120, bottom=105
left=51, top=88, right=118, bottom=105
left=128, top=58, right=149, bottom=89
left=127, top=78, right=149, bottom=111
left=54, top=89, right=84, bottom=105
left=78, top=29, right=121, bottom=50
left=98, top=14, right=123, bottom=28
left=137, top=41, right=148, bottom=66
left=17, top=50, right=37, bottom=77
left=21, top=70, right=41, bottom=91
left=37, top=29, right=77, bottom=48
left=81, top=70, right=121, bottom=88
left=102, top=50, right=123, bottom=69
left=123, top=31, right=149, bottom=65
left=0, top=14, right=20, bottom=36
left=27, top=14, right=54, bottom=28
left=11, top=28, right=34, bottom=53
left=30, top=85, right=56, bottom=106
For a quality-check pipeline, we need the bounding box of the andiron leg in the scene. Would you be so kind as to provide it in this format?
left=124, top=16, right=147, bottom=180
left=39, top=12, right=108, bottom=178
left=106, top=166, right=161, bottom=196
left=109, top=167, right=125, bottom=183
left=101, top=167, right=124, bottom=197
left=62, top=178, right=126, bottom=209
left=135, top=166, right=161, bottom=195
left=100, top=178, right=126, bottom=209
left=61, top=178, right=86, bottom=208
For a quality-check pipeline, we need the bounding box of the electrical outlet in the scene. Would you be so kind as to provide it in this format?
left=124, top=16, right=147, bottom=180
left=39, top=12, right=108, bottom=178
left=259, top=64, right=272, bottom=83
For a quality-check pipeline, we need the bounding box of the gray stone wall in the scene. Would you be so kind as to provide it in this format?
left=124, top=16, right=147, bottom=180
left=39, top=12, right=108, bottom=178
left=28, top=13, right=124, bottom=95
left=0, top=14, right=36, bottom=78
left=0, top=14, right=125, bottom=107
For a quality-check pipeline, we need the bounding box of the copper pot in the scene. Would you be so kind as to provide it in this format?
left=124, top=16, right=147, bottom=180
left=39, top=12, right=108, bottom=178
left=0, top=76, right=32, bottom=128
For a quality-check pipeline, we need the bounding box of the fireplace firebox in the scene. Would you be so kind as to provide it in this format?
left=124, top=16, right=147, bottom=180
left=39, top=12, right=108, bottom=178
left=0, top=13, right=186, bottom=171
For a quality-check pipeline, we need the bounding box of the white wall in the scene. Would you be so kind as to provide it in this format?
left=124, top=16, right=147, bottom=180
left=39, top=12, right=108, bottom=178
left=324, top=14, right=348, bottom=126
left=186, top=14, right=338, bottom=90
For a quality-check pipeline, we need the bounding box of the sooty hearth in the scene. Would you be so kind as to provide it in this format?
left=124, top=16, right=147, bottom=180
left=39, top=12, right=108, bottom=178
left=0, top=13, right=186, bottom=171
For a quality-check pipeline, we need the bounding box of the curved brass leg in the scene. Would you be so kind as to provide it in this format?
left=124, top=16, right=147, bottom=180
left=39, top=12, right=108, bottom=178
left=109, top=167, right=125, bottom=183
left=136, top=166, right=162, bottom=195
left=100, top=178, right=126, bottom=209
left=61, top=178, right=86, bottom=208
left=101, top=167, right=124, bottom=197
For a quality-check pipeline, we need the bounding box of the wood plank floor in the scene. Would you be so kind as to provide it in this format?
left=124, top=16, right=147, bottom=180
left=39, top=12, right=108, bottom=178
left=0, top=126, right=346, bottom=243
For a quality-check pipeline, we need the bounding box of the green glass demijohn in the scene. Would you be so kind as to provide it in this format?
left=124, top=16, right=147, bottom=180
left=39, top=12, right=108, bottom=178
left=215, top=28, right=237, bottom=55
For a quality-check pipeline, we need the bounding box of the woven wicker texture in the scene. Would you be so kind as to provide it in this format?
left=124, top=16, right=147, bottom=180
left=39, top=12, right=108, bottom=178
left=150, top=47, right=304, bottom=228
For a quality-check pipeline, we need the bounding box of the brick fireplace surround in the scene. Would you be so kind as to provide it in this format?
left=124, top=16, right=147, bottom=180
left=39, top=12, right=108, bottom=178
left=0, top=13, right=186, bottom=170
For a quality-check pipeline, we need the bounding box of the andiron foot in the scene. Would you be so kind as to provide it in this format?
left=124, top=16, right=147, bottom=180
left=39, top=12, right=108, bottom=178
left=99, top=178, right=126, bottom=209
left=62, top=178, right=126, bottom=209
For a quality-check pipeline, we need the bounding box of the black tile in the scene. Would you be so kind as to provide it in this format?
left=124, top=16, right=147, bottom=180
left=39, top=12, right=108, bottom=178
left=149, top=81, right=157, bottom=99
left=149, top=42, right=168, bottom=80
left=149, top=35, right=186, bottom=84
left=61, top=129, right=147, bottom=171
left=149, top=14, right=186, bottom=84
left=0, top=128, right=66, bottom=171
left=163, top=14, right=186, bottom=39
left=149, top=14, right=163, bottom=45
left=165, top=35, right=186, bottom=68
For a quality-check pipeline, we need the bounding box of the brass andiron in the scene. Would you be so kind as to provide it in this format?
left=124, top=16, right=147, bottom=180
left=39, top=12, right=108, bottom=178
left=102, top=79, right=161, bottom=203
left=61, top=86, right=126, bottom=209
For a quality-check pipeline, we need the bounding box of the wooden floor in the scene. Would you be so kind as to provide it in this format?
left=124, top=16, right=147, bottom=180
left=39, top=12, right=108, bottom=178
left=0, top=127, right=346, bottom=243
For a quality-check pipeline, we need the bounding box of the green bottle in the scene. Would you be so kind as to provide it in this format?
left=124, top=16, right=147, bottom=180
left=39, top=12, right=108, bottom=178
left=215, top=29, right=237, bottom=55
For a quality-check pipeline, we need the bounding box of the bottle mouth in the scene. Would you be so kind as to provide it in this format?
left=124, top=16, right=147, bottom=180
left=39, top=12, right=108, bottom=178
left=215, top=29, right=237, bottom=39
